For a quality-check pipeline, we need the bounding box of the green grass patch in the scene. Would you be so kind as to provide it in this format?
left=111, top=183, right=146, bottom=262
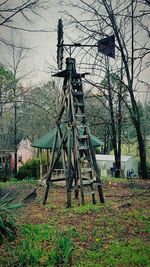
left=75, top=239, right=150, bottom=267
left=68, top=203, right=105, bottom=214
left=1, top=223, right=73, bottom=266
left=0, top=179, right=36, bottom=188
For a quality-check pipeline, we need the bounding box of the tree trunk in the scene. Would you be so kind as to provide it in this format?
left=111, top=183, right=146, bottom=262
left=14, top=148, right=17, bottom=175
left=116, top=65, right=123, bottom=178
left=129, top=84, right=147, bottom=179
left=134, top=120, right=147, bottom=178
left=107, top=58, right=121, bottom=178
left=14, top=88, right=17, bottom=175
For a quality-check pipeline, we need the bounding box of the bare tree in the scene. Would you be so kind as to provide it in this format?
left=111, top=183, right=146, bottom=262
left=0, top=0, right=50, bottom=48
left=101, top=0, right=149, bottom=178
left=1, top=31, right=32, bottom=174
left=22, top=80, right=61, bottom=140
left=61, top=0, right=150, bottom=178
left=85, top=67, right=125, bottom=177
left=0, top=0, right=48, bottom=28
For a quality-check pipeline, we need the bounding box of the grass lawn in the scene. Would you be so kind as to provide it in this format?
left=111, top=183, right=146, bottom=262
left=0, top=178, right=150, bottom=267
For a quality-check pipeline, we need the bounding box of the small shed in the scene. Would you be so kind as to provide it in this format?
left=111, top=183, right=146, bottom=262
left=96, top=154, right=139, bottom=178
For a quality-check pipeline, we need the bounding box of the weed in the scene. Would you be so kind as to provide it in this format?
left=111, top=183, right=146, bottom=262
left=0, top=194, right=23, bottom=244
left=48, top=233, right=73, bottom=266
left=4, top=224, right=74, bottom=267
left=7, top=239, right=42, bottom=266
left=64, top=226, right=79, bottom=239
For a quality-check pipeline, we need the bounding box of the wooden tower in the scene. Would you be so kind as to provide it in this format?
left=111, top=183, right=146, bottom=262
left=43, top=57, right=104, bottom=207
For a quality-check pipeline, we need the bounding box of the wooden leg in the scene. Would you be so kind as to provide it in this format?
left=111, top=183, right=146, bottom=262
left=92, top=192, right=96, bottom=205
left=97, top=184, right=104, bottom=203
left=40, top=149, right=43, bottom=179
left=43, top=182, right=50, bottom=205
left=74, top=177, right=79, bottom=200
left=91, top=183, right=96, bottom=204
left=66, top=190, right=72, bottom=208
left=75, top=188, right=79, bottom=199
left=81, top=189, right=84, bottom=205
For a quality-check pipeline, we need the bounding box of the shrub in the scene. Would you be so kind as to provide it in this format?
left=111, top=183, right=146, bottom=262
left=16, top=158, right=47, bottom=180
left=146, top=161, right=150, bottom=173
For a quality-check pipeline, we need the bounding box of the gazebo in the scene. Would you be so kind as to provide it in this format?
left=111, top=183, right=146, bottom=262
left=32, top=124, right=103, bottom=179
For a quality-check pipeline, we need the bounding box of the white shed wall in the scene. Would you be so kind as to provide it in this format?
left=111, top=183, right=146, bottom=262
left=96, top=154, right=138, bottom=177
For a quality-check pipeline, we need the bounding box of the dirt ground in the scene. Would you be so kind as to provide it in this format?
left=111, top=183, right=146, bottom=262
left=0, top=178, right=149, bottom=224
left=0, top=178, right=150, bottom=266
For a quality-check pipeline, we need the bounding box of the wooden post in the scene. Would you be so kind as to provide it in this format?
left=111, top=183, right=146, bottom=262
left=46, top=149, right=49, bottom=173
left=40, top=149, right=43, bottom=179
left=89, top=138, right=104, bottom=203
left=66, top=124, right=72, bottom=208
left=43, top=181, right=50, bottom=205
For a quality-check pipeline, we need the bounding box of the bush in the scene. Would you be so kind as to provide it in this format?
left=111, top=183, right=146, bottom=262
left=146, top=161, right=150, bottom=172
left=16, top=159, right=46, bottom=180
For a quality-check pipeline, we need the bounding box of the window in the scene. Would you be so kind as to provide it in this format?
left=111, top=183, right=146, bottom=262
left=18, top=156, right=22, bottom=162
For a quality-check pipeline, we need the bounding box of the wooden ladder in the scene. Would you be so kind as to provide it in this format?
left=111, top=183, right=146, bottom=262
left=43, top=57, right=104, bottom=207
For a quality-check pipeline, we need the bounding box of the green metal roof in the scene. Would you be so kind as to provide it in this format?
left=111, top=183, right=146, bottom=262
left=32, top=125, right=103, bottom=149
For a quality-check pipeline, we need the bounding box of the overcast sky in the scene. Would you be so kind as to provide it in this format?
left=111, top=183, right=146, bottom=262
left=0, top=0, right=149, bottom=98
left=0, top=1, right=65, bottom=87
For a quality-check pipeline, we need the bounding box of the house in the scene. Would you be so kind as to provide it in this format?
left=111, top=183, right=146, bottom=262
left=17, top=137, right=35, bottom=170
left=96, top=154, right=139, bottom=178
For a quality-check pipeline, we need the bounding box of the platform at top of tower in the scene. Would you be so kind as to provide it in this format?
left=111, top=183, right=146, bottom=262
left=53, top=57, right=90, bottom=78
